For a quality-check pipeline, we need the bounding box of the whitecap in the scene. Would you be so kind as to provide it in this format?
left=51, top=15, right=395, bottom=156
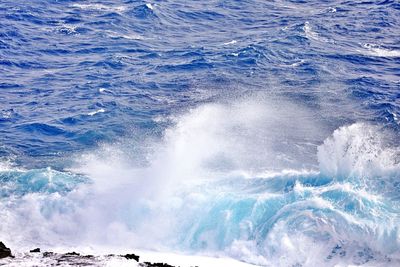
left=105, top=31, right=143, bottom=40
left=223, top=40, right=237, bottom=46
left=289, top=60, right=305, bottom=67
left=327, top=7, right=337, bottom=13
left=145, top=3, right=154, bottom=10
left=57, top=24, right=77, bottom=34
left=362, top=43, right=400, bottom=58
left=303, top=21, right=319, bottom=40
left=98, top=88, right=115, bottom=95
left=303, top=22, right=331, bottom=43
left=71, top=3, right=126, bottom=13
left=87, top=109, right=106, bottom=116
left=392, top=111, right=399, bottom=124
left=0, top=110, right=12, bottom=119
left=317, top=122, right=400, bottom=178
left=281, top=59, right=305, bottom=68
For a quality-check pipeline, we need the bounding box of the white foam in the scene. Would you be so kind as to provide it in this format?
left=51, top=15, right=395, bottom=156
left=4, top=99, right=400, bottom=266
left=0, top=110, right=12, bottom=119
left=223, top=40, right=237, bottom=45
left=87, top=109, right=105, bottom=116
left=98, top=88, right=116, bottom=95
left=303, top=21, right=319, bottom=40
left=328, top=7, right=337, bottom=13
left=135, top=250, right=257, bottom=267
left=303, top=22, right=331, bottom=43
left=0, top=159, right=22, bottom=172
left=317, top=122, right=400, bottom=178
left=72, top=4, right=126, bottom=13
left=145, top=3, right=154, bottom=10
left=31, top=97, right=319, bottom=249
left=288, top=60, right=305, bottom=67
left=105, top=31, right=143, bottom=40
left=254, top=168, right=319, bottom=179
left=57, top=24, right=77, bottom=34
left=0, top=161, right=12, bottom=172
left=362, top=44, right=400, bottom=58
left=392, top=111, right=399, bottom=124
left=0, top=96, right=326, bottom=246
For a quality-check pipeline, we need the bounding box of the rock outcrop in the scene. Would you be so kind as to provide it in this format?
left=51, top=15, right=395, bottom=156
left=122, top=253, right=140, bottom=261
left=0, top=246, right=186, bottom=267
left=0, top=242, right=12, bottom=258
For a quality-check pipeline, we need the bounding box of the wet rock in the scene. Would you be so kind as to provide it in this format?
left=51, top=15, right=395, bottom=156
left=122, top=253, right=140, bottom=261
left=65, top=251, right=80, bottom=256
left=0, top=242, right=12, bottom=258
left=1, top=248, right=185, bottom=267
left=43, top=251, right=54, bottom=257
left=83, top=255, right=94, bottom=258
left=142, top=262, right=176, bottom=267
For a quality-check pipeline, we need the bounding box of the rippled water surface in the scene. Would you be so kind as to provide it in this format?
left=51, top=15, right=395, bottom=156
left=1, top=0, right=400, bottom=266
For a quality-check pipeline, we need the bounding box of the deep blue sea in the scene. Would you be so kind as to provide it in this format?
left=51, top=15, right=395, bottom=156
left=1, top=0, right=400, bottom=266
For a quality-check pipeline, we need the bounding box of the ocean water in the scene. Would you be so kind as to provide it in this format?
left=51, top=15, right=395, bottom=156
left=1, top=0, right=400, bottom=266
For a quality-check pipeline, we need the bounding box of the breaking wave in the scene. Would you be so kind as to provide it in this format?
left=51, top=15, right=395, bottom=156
left=0, top=101, right=399, bottom=266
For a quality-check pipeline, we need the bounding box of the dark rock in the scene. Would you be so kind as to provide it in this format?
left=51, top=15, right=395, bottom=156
left=43, top=251, right=54, bottom=257
left=83, top=255, right=94, bottom=258
left=142, top=262, right=176, bottom=267
left=30, top=248, right=41, bottom=253
left=65, top=251, right=80, bottom=256
left=122, top=253, right=140, bottom=262
left=0, top=242, right=12, bottom=258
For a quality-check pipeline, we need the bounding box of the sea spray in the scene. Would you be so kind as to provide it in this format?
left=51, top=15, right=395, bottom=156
left=1, top=102, right=399, bottom=266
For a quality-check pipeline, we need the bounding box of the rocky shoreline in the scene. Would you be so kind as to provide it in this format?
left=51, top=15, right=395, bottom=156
left=0, top=241, right=195, bottom=267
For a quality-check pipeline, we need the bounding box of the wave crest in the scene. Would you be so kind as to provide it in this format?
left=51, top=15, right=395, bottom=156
left=318, top=123, right=400, bottom=179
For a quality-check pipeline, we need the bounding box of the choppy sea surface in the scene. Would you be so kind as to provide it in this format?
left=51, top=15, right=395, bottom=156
left=1, top=0, right=400, bottom=266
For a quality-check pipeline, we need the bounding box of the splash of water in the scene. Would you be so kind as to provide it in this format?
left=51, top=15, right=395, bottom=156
left=0, top=99, right=399, bottom=266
